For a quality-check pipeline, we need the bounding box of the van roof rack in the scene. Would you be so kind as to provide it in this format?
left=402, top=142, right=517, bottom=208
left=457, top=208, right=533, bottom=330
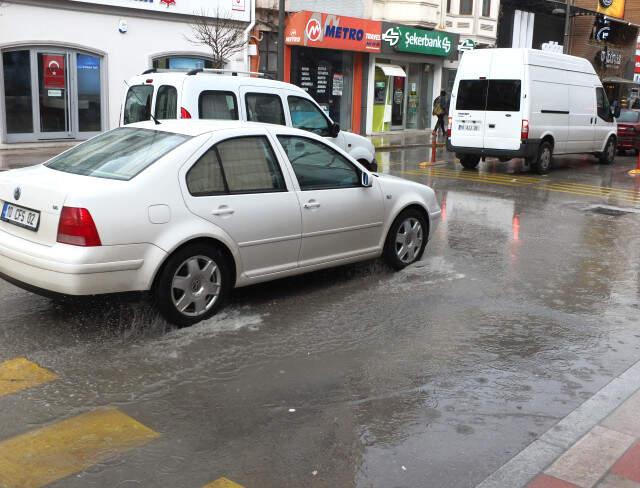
left=186, top=68, right=272, bottom=79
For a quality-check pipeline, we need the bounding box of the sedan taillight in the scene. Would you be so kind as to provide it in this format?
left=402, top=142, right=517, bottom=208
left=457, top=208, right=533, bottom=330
left=57, top=207, right=102, bottom=247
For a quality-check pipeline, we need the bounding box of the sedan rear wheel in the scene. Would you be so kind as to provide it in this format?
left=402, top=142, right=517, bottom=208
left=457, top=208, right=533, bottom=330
left=154, top=243, right=231, bottom=327
left=384, top=209, right=428, bottom=270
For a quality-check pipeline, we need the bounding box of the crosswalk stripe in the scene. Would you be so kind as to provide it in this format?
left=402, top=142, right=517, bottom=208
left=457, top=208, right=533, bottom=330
left=0, top=408, right=160, bottom=488
left=0, top=358, right=57, bottom=398
left=203, top=477, right=245, bottom=488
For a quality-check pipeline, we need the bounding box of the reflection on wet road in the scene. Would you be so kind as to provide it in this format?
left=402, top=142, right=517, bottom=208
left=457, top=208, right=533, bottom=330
left=0, top=147, right=640, bottom=487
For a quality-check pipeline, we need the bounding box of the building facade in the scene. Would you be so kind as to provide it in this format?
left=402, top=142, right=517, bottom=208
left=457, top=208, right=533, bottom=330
left=0, top=0, right=254, bottom=145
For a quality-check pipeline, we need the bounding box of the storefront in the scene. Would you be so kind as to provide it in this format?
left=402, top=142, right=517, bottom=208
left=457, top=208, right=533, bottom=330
left=284, top=10, right=382, bottom=133
left=366, top=24, right=458, bottom=133
left=0, top=0, right=252, bottom=145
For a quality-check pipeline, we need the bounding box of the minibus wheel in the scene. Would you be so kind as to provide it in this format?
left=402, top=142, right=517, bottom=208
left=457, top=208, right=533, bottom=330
left=532, top=141, right=553, bottom=174
left=460, top=155, right=480, bottom=169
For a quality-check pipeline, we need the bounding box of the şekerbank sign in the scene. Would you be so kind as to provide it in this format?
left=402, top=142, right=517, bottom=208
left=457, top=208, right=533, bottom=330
left=382, top=25, right=457, bottom=58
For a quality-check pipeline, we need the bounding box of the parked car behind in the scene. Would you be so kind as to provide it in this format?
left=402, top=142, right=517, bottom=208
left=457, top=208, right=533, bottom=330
left=0, top=120, right=439, bottom=326
left=447, top=48, right=619, bottom=174
left=121, top=69, right=378, bottom=171
left=616, top=109, right=640, bottom=155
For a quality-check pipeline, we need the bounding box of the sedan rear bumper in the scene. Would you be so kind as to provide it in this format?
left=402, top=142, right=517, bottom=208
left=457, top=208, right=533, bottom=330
left=0, top=229, right=166, bottom=295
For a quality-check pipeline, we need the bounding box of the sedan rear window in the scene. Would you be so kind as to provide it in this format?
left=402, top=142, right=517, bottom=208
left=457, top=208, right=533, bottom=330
left=618, top=110, right=640, bottom=123
left=46, top=128, right=191, bottom=181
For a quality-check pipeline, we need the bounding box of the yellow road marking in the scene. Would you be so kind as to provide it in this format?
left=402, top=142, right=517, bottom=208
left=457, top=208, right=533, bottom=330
left=0, top=358, right=57, bottom=398
left=0, top=408, right=160, bottom=488
left=203, top=477, right=245, bottom=488
left=407, top=168, right=543, bottom=183
left=543, top=187, right=640, bottom=203
left=402, top=170, right=534, bottom=187
left=542, top=183, right=640, bottom=197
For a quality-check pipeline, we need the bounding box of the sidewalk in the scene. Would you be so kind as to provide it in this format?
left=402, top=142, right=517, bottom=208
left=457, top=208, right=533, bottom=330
left=367, top=130, right=446, bottom=151
left=0, top=146, right=69, bottom=171
left=477, top=358, right=640, bottom=488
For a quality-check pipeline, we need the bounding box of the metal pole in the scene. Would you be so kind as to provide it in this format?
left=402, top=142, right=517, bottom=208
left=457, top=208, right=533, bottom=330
left=277, top=0, right=285, bottom=81
left=563, top=0, right=572, bottom=54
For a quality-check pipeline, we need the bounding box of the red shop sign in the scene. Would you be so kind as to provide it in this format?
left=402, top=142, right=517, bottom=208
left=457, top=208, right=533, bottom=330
left=43, top=55, right=65, bottom=89
left=285, top=11, right=382, bottom=53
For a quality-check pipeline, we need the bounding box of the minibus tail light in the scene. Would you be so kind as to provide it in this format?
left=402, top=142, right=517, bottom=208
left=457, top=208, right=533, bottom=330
left=521, top=120, right=529, bottom=140
left=180, top=107, right=192, bottom=119
left=447, top=116, right=452, bottom=138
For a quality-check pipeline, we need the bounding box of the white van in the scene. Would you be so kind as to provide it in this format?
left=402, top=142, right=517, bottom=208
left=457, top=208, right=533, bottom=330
left=447, top=48, right=619, bottom=174
left=121, top=69, right=377, bottom=170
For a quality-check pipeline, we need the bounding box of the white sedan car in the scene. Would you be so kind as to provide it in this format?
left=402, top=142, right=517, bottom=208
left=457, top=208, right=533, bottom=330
left=0, top=121, right=440, bottom=326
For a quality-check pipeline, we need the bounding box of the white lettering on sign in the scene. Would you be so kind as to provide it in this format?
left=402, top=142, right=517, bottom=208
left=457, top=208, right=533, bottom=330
left=541, top=41, right=563, bottom=53
left=601, top=49, right=622, bottom=66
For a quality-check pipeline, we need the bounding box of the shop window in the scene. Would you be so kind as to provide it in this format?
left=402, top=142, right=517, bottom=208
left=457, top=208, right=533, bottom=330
left=288, top=96, right=331, bottom=137
left=258, top=31, right=278, bottom=79
left=77, top=54, right=102, bottom=132
left=447, top=0, right=451, bottom=13
left=124, top=85, right=154, bottom=124
left=482, top=0, right=491, bottom=17
left=199, top=91, right=238, bottom=120
left=460, top=0, right=473, bottom=15
left=153, top=56, right=213, bottom=70
left=155, top=85, right=177, bottom=120
left=2, top=50, right=33, bottom=134
left=245, top=93, right=285, bottom=125
left=277, top=135, right=359, bottom=191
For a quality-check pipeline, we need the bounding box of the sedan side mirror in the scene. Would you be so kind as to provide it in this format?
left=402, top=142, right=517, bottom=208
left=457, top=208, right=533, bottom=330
left=361, top=171, right=373, bottom=188
left=329, top=122, right=340, bottom=138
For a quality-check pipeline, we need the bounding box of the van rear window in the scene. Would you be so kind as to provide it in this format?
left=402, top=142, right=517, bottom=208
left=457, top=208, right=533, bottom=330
left=456, top=80, right=521, bottom=112
left=123, top=85, right=154, bottom=124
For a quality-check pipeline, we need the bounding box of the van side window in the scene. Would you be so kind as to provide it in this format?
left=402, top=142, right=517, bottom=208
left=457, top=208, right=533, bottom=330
left=487, top=80, right=521, bottom=112
left=596, top=88, right=611, bottom=121
left=123, top=85, right=154, bottom=124
left=155, top=85, right=177, bottom=120
left=245, top=93, right=286, bottom=126
left=288, top=96, right=331, bottom=137
left=456, top=80, right=487, bottom=111
left=199, top=91, right=238, bottom=120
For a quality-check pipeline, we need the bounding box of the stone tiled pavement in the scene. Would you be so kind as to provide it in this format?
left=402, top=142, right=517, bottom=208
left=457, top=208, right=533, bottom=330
left=527, top=390, right=640, bottom=488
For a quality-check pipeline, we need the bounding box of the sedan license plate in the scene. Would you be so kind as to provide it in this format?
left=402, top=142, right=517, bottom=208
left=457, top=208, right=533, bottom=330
left=458, top=123, right=480, bottom=131
left=1, top=201, right=40, bottom=231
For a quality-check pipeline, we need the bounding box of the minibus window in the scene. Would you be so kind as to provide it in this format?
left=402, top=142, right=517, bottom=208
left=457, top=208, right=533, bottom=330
left=456, top=80, right=487, bottom=111
left=487, top=80, right=521, bottom=112
left=124, top=85, right=154, bottom=124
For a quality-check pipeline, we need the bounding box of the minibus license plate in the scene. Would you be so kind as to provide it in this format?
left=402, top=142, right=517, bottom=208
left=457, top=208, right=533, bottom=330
left=1, top=201, right=40, bottom=231
left=458, top=123, right=479, bottom=131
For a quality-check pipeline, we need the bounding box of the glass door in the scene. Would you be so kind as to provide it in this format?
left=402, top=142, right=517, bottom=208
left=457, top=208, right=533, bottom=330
left=391, top=75, right=406, bottom=130
left=36, top=51, right=72, bottom=139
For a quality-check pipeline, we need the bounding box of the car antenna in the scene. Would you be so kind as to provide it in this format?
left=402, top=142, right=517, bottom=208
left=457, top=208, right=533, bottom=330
left=123, top=80, right=161, bottom=125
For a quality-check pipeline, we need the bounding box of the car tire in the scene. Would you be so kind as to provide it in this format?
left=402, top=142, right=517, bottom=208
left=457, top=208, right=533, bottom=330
left=154, top=243, right=232, bottom=327
left=599, top=137, right=616, bottom=165
left=383, top=208, right=429, bottom=271
left=532, top=141, right=553, bottom=174
left=459, top=155, right=480, bottom=170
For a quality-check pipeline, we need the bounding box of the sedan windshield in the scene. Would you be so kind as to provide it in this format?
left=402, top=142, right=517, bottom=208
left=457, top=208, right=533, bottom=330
left=46, top=127, right=190, bottom=180
left=617, top=110, right=640, bottom=123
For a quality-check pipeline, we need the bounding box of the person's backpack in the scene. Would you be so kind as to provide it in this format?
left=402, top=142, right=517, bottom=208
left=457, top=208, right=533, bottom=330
left=433, top=97, right=445, bottom=116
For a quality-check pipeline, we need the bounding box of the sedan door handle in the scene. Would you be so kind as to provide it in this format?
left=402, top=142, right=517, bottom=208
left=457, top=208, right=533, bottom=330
left=303, top=200, right=321, bottom=209
left=211, top=205, right=235, bottom=216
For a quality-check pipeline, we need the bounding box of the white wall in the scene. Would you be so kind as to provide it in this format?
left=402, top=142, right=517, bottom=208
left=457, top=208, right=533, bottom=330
left=287, top=0, right=373, bottom=18
left=372, top=0, right=439, bottom=27
left=0, top=3, right=248, bottom=133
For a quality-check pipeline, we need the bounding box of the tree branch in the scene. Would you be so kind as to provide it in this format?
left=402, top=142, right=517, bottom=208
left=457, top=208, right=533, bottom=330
left=186, top=8, right=246, bottom=69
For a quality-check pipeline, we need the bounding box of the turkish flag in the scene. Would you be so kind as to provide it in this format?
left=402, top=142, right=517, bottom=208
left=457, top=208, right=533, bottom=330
left=43, top=55, right=65, bottom=89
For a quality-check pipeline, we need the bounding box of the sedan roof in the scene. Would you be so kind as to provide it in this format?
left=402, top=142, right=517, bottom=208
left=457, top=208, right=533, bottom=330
left=127, top=119, right=288, bottom=137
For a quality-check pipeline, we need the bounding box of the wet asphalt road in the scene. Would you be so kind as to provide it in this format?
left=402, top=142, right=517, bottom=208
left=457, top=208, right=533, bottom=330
left=1, top=147, right=640, bottom=488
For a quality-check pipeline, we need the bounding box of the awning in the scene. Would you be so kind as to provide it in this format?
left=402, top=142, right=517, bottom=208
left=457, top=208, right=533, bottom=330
left=377, top=63, right=407, bottom=77
left=602, top=77, right=640, bottom=85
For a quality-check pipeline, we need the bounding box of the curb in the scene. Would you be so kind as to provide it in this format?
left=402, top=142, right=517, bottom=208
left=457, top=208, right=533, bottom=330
left=374, top=143, right=447, bottom=152
left=475, top=357, right=640, bottom=488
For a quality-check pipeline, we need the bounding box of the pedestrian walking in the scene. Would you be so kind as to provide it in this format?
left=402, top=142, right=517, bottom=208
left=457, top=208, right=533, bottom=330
left=432, top=90, right=449, bottom=139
